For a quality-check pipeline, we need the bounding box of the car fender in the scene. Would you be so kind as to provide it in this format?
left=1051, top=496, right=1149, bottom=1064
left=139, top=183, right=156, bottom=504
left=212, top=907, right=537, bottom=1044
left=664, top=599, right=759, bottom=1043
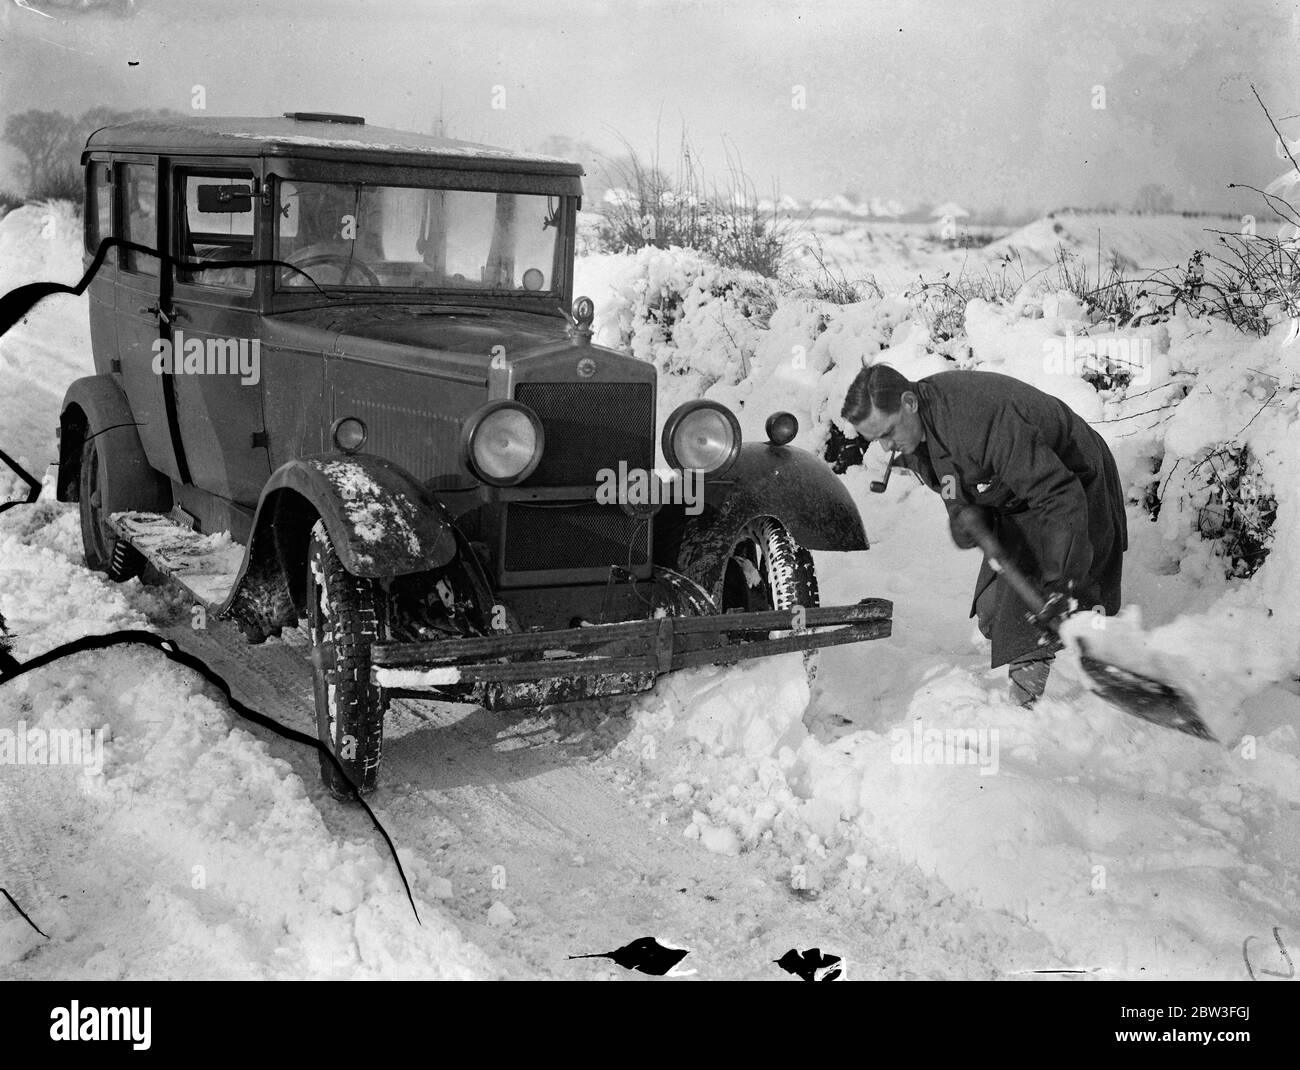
left=56, top=375, right=171, bottom=512
left=673, top=442, right=867, bottom=589
left=252, top=453, right=459, bottom=580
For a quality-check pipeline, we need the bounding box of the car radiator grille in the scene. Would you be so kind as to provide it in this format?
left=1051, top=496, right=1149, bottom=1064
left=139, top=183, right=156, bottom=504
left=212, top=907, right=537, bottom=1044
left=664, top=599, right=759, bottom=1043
left=514, top=382, right=654, bottom=487
left=504, top=502, right=650, bottom=572
left=503, top=382, right=655, bottom=574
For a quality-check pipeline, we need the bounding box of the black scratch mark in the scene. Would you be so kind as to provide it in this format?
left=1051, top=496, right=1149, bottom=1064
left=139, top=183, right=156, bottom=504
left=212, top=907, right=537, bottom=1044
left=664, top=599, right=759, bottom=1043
left=0, top=887, right=48, bottom=939
left=568, top=937, right=690, bottom=976
left=1244, top=927, right=1294, bottom=980
left=775, top=947, right=843, bottom=981
left=0, top=447, right=41, bottom=517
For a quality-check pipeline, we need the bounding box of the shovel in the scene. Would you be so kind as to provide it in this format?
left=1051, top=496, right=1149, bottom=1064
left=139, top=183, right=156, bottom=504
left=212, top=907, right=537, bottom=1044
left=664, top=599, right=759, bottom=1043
left=955, top=508, right=1215, bottom=741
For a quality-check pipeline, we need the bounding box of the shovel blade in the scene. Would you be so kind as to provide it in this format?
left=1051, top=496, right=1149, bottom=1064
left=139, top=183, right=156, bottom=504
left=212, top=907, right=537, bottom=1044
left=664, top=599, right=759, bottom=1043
left=1077, top=650, right=1216, bottom=741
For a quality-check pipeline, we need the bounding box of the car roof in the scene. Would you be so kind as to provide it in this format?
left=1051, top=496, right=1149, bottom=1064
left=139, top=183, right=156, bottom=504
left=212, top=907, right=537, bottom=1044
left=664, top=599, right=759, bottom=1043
left=83, top=115, right=585, bottom=177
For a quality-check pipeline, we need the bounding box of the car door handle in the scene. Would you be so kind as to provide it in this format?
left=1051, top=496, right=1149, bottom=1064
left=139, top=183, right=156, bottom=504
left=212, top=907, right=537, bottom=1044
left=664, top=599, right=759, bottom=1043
left=138, top=306, right=186, bottom=324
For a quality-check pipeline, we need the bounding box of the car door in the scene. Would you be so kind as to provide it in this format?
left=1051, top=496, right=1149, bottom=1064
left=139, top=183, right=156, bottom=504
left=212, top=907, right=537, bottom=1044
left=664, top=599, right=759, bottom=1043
left=83, top=157, right=116, bottom=378
left=167, top=162, right=270, bottom=507
left=112, top=157, right=186, bottom=484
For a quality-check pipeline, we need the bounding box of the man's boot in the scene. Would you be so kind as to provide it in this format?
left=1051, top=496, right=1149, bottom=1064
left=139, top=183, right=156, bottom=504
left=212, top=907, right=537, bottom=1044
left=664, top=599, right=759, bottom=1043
left=1008, top=654, right=1053, bottom=707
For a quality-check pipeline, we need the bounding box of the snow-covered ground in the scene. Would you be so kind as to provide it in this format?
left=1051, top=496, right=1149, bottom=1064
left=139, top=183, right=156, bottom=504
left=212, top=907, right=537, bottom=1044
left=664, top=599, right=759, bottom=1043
left=2, top=200, right=1298, bottom=979
left=0, top=505, right=493, bottom=979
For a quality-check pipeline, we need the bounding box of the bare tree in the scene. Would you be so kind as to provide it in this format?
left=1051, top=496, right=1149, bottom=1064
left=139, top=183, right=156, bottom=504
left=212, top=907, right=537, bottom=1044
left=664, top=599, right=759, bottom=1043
left=3, top=110, right=76, bottom=190
left=4, top=106, right=180, bottom=199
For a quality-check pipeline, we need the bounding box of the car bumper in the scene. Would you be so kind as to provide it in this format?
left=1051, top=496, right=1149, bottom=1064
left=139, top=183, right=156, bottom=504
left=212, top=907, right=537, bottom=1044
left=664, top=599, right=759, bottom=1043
left=371, top=599, right=892, bottom=708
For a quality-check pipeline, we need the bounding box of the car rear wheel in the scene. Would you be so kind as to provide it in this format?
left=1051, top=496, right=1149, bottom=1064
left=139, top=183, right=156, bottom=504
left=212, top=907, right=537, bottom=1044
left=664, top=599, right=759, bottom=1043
left=78, top=435, right=143, bottom=581
left=306, top=519, right=389, bottom=799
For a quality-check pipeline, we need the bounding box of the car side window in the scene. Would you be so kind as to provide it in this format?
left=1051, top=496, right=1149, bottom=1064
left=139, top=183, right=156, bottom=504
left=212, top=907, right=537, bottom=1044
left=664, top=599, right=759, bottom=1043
left=176, top=172, right=256, bottom=293
left=85, top=161, right=111, bottom=255
left=118, top=163, right=158, bottom=277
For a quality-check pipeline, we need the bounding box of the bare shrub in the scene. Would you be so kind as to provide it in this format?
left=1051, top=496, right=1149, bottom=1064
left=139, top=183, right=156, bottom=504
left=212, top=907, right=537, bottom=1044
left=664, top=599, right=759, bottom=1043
left=1188, top=444, right=1278, bottom=579
left=1048, top=245, right=1142, bottom=323
left=908, top=250, right=1031, bottom=341
left=596, top=127, right=798, bottom=279
left=788, top=234, right=883, bottom=304
left=1117, top=90, right=1299, bottom=338
left=27, top=164, right=83, bottom=205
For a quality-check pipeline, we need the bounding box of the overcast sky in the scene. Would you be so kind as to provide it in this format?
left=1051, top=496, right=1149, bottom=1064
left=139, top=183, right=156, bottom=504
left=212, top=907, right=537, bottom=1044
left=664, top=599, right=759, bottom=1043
left=1, top=0, right=1296, bottom=214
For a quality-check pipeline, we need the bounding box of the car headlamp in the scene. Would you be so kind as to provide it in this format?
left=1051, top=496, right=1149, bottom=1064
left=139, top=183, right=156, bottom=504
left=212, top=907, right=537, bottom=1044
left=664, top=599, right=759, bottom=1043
left=463, top=401, right=544, bottom=486
left=661, top=401, right=741, bottom=477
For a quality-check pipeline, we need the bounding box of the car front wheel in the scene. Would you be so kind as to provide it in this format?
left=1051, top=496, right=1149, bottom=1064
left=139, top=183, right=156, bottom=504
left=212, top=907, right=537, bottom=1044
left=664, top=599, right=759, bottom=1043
left=306, top=519, right=389, bottom=799
left=719, top=516, right=821, bottom=686
left=719, top=516, right=819, bottom=615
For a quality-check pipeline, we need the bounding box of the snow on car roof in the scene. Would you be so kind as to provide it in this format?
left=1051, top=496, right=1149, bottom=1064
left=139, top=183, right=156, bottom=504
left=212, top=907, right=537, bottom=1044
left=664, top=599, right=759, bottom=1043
left=83, top=115, right=585, bottom=176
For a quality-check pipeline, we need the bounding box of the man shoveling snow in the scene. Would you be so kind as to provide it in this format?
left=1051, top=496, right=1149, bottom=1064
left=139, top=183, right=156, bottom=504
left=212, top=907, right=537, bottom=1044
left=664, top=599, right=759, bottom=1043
left=844, top=364, right=1128, bottom=707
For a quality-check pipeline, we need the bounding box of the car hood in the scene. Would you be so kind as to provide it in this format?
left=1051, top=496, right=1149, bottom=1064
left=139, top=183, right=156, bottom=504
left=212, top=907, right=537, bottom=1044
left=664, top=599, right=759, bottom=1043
left=262, top=303, right=653, bottom=384
left=271, top=303, right=573, bottom=358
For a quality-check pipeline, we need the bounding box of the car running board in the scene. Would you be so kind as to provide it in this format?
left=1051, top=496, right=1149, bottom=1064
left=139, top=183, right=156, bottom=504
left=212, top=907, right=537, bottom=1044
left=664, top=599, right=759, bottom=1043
left=108, top=510, right=244, bottom=608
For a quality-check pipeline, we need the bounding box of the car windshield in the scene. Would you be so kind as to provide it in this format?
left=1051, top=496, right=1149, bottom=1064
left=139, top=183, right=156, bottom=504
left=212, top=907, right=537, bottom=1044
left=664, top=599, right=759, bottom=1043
left=274, top=180, right=562, bottom=293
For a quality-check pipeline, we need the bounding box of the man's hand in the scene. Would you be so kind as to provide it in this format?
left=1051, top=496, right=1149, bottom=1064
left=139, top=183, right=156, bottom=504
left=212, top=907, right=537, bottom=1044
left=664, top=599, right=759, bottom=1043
left=949, top=505, right=994, bottom=550
left=1029, top=582, right=1077, bottom=633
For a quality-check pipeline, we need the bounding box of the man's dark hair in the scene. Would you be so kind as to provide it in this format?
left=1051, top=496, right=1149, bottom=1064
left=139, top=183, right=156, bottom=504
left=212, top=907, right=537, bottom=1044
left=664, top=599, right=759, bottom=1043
left=841, top=363, right=917, bottom=424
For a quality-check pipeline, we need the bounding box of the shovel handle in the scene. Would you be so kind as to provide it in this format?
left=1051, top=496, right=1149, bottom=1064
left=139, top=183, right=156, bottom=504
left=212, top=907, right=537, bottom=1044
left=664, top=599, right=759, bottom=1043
left=953, top=506, right=1059, bottom=633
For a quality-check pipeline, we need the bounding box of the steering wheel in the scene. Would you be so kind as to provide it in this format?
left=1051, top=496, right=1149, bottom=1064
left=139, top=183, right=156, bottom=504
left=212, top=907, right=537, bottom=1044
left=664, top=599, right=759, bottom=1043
left=285, top=248, right=382, bottom=287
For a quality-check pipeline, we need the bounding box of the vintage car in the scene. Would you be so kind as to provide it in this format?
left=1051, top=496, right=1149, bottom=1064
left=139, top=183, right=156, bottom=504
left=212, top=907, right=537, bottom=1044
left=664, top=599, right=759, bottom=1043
left=57, top=113, right=891, bottom=798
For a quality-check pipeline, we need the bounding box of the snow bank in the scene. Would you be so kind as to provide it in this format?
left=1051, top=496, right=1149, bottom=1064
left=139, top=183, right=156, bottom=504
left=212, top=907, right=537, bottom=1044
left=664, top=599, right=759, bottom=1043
left=0, top=505, right=490, bottom=979
left=575, top=247, right=947, bottom=459
left=0, top=506, right=158, bottom=657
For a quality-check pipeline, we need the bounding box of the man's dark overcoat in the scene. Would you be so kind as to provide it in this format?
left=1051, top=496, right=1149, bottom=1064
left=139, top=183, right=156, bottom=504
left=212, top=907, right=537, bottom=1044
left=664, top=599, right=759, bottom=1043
left=897, top=370, right=1127, bottom=667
